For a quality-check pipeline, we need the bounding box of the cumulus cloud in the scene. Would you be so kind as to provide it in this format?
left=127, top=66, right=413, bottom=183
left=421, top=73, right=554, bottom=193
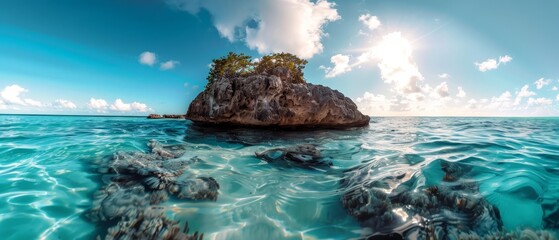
left=54, top=99, right=77, bottom=109
left=316, top=30, right=430, bottom=79
left=1, top=84, right=28, bottom=105
left=475, top=55, right=512, bottom=72
left=486, top=91, right=512, bottom=110
left=513, top=85, right=536, bottom=105
left=355, top=92, right=392, bottom=114
left=166, top=0, right=340, bottom=59
left=456, top=86, right=466, bottom=98
left=552, top=86, right=558, bottom=91
left=23, top=99, right=42, bottom=107
left=88, top=98, right=109, bottom=111
left=110, top=99, right=148, bottom=112
left=528, top=97, right=552, bottom=106
left=321, top=54, right=351, bottom=78
left=160, top=60, right=180, bottom=70
left=433, top=82, right=450, bottom=98
left=534, top=78, right=551, bottom=89
left=438, top=73, right=450, bottom=79
left=499, top=55, right=512, bottom=63
left=89, top=98, right=148, bottom=112
left=1, top=84, right=42, bottom=107
left=139, top=51, right=157, bottom=66
left=368, top=32, right=424, bottom=94
left=358, top=14, right=381, bottom=30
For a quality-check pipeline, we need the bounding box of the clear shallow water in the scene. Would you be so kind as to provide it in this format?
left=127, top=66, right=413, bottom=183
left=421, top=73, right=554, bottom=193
left=0, top=115, right=558, bottom=239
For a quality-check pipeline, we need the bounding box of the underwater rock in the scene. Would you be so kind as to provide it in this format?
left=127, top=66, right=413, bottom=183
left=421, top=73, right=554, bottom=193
left=89, top=140, right=219, bottom=239
left=105, top=207, right=202, bottom=240
left=441, top=161, right=472, bottom=182
left=186, top=67, right=370, bottom=129
left=171, top=177, right=220, bottom=201
left=340, top=160, right=506, bottom=239
left=148, top=139, right=187, bottom=159
left=255, top=144, right=332, bottom=169
left=89, top=183, right=149, bottom=222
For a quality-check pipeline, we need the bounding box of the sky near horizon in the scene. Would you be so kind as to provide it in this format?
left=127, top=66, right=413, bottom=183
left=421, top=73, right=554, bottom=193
left=1, top=0, right=559, bottom=116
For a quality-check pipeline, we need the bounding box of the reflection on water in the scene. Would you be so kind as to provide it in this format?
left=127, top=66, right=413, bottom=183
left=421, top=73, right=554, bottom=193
left=0, top=116, right=558, bottom=239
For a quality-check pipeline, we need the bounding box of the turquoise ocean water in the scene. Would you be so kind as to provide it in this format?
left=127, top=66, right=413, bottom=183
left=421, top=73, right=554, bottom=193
left=0, top=115, right=558, bottom=239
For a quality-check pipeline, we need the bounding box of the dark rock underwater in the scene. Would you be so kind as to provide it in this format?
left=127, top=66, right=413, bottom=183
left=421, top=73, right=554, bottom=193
left=87, top=136, right=559, bottom=240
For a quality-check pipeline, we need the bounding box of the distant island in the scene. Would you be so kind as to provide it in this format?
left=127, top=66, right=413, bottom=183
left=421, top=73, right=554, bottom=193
left=167, top=52, right=370, bottom=129
left=147, top=114, right=186, bottom=119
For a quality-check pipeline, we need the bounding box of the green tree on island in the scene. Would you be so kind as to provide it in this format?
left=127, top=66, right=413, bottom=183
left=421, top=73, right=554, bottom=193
left=207, top=52, right=308, bottom=86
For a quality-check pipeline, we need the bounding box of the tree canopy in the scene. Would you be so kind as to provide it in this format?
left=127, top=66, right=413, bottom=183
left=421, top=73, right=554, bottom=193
left=207, top=52, right=308, bottom=85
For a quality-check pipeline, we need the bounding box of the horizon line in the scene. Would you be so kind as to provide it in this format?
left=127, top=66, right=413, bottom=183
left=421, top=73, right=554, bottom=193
left=1, top=113, right=558, bottom=118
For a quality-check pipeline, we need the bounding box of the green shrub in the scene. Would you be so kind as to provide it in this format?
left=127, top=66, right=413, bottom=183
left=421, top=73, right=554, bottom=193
left=207, top=52, right=307, bottom=86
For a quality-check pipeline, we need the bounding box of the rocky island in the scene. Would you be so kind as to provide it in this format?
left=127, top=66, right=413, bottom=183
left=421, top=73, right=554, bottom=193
left=185, top=52, right=370, bottom=129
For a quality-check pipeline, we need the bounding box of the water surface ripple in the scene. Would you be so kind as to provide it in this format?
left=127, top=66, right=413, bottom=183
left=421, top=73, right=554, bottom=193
left=0, top=116, right=558, bottom=239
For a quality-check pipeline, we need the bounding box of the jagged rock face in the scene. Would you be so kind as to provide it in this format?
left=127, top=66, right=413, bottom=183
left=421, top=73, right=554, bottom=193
left=186, top=69, right=370, bottom=129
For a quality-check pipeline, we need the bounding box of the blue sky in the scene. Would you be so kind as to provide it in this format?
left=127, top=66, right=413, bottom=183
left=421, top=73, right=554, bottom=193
left=1, top=0, right=558, bottom=116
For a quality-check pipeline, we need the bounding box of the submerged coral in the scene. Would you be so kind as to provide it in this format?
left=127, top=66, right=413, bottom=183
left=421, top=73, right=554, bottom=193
left=341, top=160, right=557, bottom=239
left=255, top=144, right=332, bottom=169
left=88, top=140, right=219, bottom=239
left=105, top=207, right=202, bottom=240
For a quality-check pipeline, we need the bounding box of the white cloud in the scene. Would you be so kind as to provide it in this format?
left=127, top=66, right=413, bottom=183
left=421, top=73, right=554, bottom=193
left=23, top=99, right=42, bottom=107
left=456, top=86, right=466, bottom=98
left=534, top=78, right=551, bottom=89
left=552, top=86, right=558, bottom=91
left=166, top=0, right=340, bottom=59
left=433, top=82, right=450, bottom=98
left=322, top=54, right=351, bottom=78
left=1, top=84, right=27, bottom=105
left=499, top=55, right=512, bottom=63
left=88, top=98, right=108, bottom=110
left=438, top=73, right=450, bottom=79
left=355, top=92, right=392, bottom=114
left=466, top=98, right=478, bottom=109
left=513, top=85, right=536, bottom=105
left=475, top=59, right=498, bottom=72
left=528, top=97, right=552, bottom=106
left=475, top=55, right=512, bottom=72
left=358, top=14, right=381, bottom=30
left=160, top=60, right=180, bottom=70
left=557, top=94, right=559, bottom=101
left=486, top=91, right=512, bottom=110
left=139, top=51, right=157, bottom=66
left=54, top=99, right=77, bottom=109
left=358, top=32, right=423, bottom=94
left=1, top=84, right=42, bottom=107
left=110, top=99, right=148, bottom=112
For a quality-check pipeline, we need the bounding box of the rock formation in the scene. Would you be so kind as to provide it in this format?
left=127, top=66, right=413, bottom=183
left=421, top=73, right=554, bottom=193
left=89, top=140, right=218, bottom=239
left=148, top=114, right=186, bottom=119
left=186, top=67, right=370, bottom=129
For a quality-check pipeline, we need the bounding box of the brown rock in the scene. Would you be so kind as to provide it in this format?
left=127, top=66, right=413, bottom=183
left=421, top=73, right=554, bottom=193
left=162, top=114, right=186, bottom=119
left=147, top=114, right=163, bottom=119
left=186, top=68, right=369, bottom=129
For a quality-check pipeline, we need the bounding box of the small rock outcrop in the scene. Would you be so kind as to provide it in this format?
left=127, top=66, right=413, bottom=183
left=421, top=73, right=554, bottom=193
left=147, top=114, right=163, bottom=119
left=148, top=114, right=186, bottom=119
left=185, top=67, right=370, bottom=129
